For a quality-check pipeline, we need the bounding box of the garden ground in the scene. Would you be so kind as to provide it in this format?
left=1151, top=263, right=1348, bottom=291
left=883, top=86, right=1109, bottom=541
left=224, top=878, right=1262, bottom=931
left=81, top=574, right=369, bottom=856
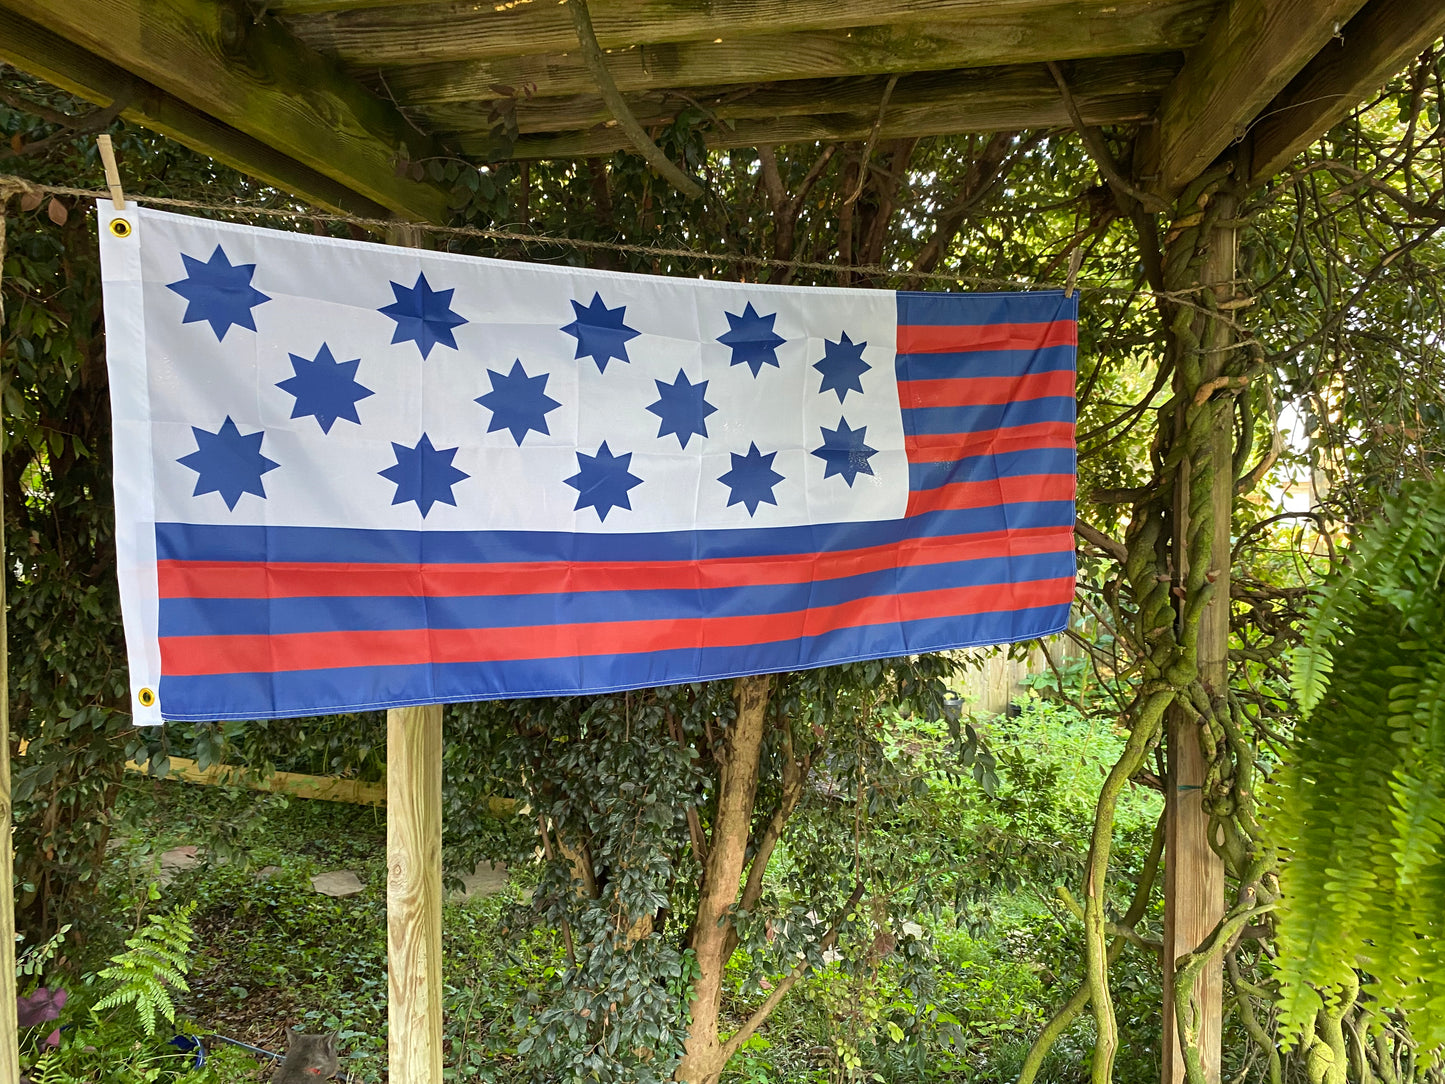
left=73, top=685, right=1163, bottom=1084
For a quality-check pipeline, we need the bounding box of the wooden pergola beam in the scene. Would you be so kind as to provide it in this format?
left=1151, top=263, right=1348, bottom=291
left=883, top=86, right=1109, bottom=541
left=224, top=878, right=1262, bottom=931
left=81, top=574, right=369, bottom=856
left=1248, top=0, right=1445, bottom=183
left=466, top=56, right=1174, bottom=159
left=0, top=7, right=397, bottom=218
left=281, top=0, right=1201, bottom=65
left=331, top=0, right=1211, bottom=89
left=0, top=0, right=450, bottom=223
left=1140, top=0, right=1370, bottom=194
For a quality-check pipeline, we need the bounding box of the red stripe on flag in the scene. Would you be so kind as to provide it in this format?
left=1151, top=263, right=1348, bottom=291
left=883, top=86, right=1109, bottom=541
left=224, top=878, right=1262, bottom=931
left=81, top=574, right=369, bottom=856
left=905, top=473, right=1075, bottom=517
left=896, top=320, right=1076, bottom=355
left=898, top=369, right=1076, bottom=409
left=159, top=576, right=1077, bottom=676
left=157, top=526, right=1076, bottom=601
left=904, top=423, right=1075, bottom=463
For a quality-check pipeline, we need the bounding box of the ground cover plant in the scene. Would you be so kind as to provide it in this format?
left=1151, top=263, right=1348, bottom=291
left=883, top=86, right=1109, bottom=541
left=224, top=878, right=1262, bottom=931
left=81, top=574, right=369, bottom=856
left=71, top=677, right=1160, bottom=1084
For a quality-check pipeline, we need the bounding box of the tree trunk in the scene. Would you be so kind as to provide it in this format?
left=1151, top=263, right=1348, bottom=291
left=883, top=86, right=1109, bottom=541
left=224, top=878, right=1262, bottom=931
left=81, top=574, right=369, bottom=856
left=675, top=674, right=771, bottom=1084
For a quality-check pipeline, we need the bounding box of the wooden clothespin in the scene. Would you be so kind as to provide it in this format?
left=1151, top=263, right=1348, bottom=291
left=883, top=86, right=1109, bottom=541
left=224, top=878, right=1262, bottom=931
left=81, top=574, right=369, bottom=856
left=97, top=134, right=125, bottom=210
left=1064, top=246, right=1083, bottom=298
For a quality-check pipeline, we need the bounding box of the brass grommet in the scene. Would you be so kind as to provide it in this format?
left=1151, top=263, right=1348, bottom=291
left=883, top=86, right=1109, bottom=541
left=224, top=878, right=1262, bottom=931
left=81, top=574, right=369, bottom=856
left=109, top=218, right=132, bottom=238
left=137, top=687, right=156, bottom=707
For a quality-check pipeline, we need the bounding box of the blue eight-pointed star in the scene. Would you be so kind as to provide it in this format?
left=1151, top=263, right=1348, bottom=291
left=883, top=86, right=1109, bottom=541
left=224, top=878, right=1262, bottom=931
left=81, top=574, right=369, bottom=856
left=814, top=331, right=871, bottom=402
left=177, top=416, right=279, bottom=510
left=476, top=360, right=562, bottom=446
left=379, top=433, right=470, bottom=517
left=564, top=441, right=643, bottom=522
left=647, top=369, right=717, bottom=449
left=718, top=443, right=785, bottom=516
left=811, top=417, right=878, bottom=487
left=276, top=343, right=374, bottom=434
left=166, top=245, right=270, bottom=342
left=378, top=272, right=467, bottom=359
left=717, top=302, right=786, bottom=377
left=561, top=293, right=640, bottom=373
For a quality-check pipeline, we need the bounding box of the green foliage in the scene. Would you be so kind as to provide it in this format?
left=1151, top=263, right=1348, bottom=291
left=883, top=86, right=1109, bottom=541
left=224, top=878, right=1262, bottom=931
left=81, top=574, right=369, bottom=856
left=92, top=901, right=198, bottom=1037
left=439, top=658, right=956, bottom=1083
left=17, top=923, right=71, bottom=978
left=1273, top=475, right=1445, bottom=1049
left=14, top=894, right=217, bottom=1084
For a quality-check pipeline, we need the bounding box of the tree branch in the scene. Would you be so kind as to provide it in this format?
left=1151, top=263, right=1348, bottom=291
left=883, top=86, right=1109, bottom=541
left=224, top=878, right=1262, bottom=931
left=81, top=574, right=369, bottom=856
left=0, top=96, right=132, bottom=162
left=738, top=747, right=811, bottom=916
left=1075, top=517, right=1129, bottom=563
left=843, top=75, right=898, bottom=207
left=716, top=880, right=866, bottom=1064
left=759, top=143, right=839, bottom=272
left=567, top=0, right=704, bottom=200
left=0, top=89, right=75, bottom=127
left=1045, top=62, right=1168, bottom=214
left=912, top=130, right=1035, bottom=276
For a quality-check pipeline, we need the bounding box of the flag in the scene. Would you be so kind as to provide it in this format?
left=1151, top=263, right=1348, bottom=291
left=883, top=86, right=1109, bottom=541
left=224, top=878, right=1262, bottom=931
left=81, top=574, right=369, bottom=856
left=99, top=204, right=1077, bottom=724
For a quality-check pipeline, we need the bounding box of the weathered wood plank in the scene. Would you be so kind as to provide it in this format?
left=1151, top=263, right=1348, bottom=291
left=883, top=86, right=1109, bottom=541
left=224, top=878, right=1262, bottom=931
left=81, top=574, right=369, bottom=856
left=122, top=753, right=520, bottom=813
left=454, top=56, right=1175, bottom=157
left=124, top=756, right=389, bottom=806
left=341, top=0, right=1211, bottom=90
left=0, top=0, right=450, bottom=222
left=387, top=704, right=444, bottom=1084
left=1248, top=0, right=1445, bottom=182
left=438, top=54, right=1178, bottom=135
left=380, top=2, right=1208, bottom=106
left=282, top=0, right=1206, bottom=65
left=0, top=6, right=397, bottom=217
left=1141, top=0, right=1369, bottom=194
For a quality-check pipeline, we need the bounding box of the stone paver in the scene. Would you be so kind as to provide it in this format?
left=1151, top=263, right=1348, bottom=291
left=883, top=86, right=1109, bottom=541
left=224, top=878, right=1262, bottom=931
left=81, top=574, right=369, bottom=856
left=311, top=870, right=365, bottom=897
left=451, top=860, right=508, bottom=902
left=157, top=845, right=201, bottom=887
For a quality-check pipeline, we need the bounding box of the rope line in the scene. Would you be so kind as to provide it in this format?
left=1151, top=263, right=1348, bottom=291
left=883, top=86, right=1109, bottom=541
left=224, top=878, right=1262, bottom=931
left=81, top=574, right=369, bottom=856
left=0, top=174, right=1242, bottom=307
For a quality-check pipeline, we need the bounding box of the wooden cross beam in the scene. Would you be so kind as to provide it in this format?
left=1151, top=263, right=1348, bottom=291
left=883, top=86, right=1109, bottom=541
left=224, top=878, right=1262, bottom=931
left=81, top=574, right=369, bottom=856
left=278, top=0, right=1213, bottom=63
left=1139, top=0, right=1371, bottom=195
left=306, top=0, right=1214, bottom=88
left=0, top=8, right=398, bottom=217
left=476, top=56, right=1175, bottom=159
left=0, top=0, right=450, bottom=222
left=1248, top=0, right=1445, bottom=183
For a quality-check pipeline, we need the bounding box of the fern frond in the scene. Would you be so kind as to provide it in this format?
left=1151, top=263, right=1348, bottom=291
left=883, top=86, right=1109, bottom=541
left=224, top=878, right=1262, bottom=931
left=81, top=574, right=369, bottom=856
left=1272, top=475, right=1445, bottom=1057
left=92, top=901, right=196, bottom=1038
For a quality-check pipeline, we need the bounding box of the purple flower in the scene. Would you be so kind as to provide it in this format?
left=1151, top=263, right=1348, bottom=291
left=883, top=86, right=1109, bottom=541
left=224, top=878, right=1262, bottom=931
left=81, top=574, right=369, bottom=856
left=16, top=987, right=66, bottom=1028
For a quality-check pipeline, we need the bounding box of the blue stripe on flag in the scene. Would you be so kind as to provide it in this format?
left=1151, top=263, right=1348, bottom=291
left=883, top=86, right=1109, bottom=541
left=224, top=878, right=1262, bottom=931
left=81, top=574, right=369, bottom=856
left=155, top=503, right=1077, bottom=565
left=906, top=447, right=1076, bottom=492
left=896, top=290, right=1078, bottom=327
left=902, top=397, right=1075, bottom=436
left=895, top=344, right=1075, bottom=382
left=155, top=602, right=1074, bottom=721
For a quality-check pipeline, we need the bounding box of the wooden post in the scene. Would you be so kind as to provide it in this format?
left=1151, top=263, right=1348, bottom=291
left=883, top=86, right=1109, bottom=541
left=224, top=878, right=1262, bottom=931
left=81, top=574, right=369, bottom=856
left=383, top=216, right=444, bottom=1082
left=1162, top=189, right=1236, bottom=1084
left=0, top=187, right=23, bottom=1084
left=387, top=704, right=444, bottom=1083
